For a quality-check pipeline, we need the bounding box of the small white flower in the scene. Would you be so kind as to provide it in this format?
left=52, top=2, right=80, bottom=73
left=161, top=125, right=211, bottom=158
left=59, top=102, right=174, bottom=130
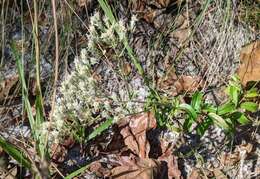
left=93, top=101, right=100, bottom=111
left=55, top=118, right=64, bottom=130
left=90, top=57, right=98, bottom=65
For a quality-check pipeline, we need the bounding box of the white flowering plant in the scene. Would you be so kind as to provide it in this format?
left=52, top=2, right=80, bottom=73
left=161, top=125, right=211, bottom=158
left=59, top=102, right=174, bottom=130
left=40, top=12, right=148, bottom=143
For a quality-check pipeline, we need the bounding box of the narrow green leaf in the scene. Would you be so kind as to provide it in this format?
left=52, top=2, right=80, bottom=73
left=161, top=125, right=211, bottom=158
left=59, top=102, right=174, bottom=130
left=196, top=117, right=213, bottom=136
left=229, top=86, right=238, bottom=106
left=240, top=102, right=258, bottom=112
left=183, top=117, right=194, bottom=132
left=87, top=118, right=113, bottom=141
left=217, top=101, right=235, bottom=115
left=191, top=92, right=203, bottom=112
left=179, top=104, right=198, bottom=120
left=65, top=164, right=89, bottom=179
left=0, top=137, right=31, bottom=169
left=202, top=103, right=217, bottom=113
left=11, top=43, right=35, bottom=137
left=208, top=113, right=230, bottom=131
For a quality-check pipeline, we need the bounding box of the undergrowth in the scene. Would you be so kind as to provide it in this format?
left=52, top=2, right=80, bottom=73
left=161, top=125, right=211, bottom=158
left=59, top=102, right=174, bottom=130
left=0, top=0, right=259, bottom=178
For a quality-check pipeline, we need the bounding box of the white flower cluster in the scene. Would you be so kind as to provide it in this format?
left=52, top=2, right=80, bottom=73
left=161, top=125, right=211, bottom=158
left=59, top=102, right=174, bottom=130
left=41, top=12, right=147, bottom=143
left=87, top=12, right=127, bottom=53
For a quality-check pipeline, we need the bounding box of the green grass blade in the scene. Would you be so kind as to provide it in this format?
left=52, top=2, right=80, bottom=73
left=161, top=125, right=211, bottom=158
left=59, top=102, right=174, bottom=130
left=65, top=164, right=89, bottom=179
left=86, top=118, right=113, bottom=142
left=11, top=42, right=36, bottom=136
left=0, top=136, right=31, bottom=169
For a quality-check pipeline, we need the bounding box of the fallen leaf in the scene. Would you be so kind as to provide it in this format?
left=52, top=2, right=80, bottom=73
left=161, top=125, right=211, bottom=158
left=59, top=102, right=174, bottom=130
left=50, top=143, right=67, bottom=163
left=88, top=161, right=111, bottom=177
left=122, top=62, right=132, bottom=76
left=111, top=158, right=161, bottom=179
left=0, top=75, right=18, bottom=100
left=237, top=40, right=260, bottom=86
left=219, top=143, right=252, bottom=167
left=118, top=112, right=157, bottom=158
left=170, top=12, right=190, bottom=44
left=158, top=68, right=202, bottom=96
left=178, top=75, right=202, bottom=92
left=158, top=139, right=182, bottom=179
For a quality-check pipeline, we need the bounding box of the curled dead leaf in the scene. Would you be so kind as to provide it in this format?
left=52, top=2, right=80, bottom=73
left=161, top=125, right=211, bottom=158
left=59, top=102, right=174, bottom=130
left=118, top=112, right=157, bottom=158
left=237, top=40, right=260, bottom=86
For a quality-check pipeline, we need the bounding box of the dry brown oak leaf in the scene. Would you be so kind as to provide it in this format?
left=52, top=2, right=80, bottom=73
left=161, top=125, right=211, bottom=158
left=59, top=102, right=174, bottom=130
left=237, top=40, right=260, bottom=86
left=116, top=112, right=182, bottom=179
left=118, top=112, right=157, bottom=158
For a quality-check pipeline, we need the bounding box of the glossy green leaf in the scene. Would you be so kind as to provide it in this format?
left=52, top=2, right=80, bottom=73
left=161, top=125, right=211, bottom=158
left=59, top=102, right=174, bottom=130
left=0, top=137, right=31, bottom=169
left=179, top=104, right=198, bottom=120
left=240, top=102, right=258, bottom=112
left=208, top=113, right=231, bottom=131
left=191, top=92, right=203, bottom=112
left=218, top=102, right=236, bottom=115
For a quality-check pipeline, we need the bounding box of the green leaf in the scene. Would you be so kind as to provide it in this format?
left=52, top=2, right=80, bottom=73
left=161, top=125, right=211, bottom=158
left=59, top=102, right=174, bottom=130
left=229, top=86, right=239, bottom=106
left=240, top=102, right=258, bottom=112
left=65, top=164, right=89, bottom=179
left=237, top=114, right=250, bottom=125
left=183, top=117, right=194, bottom=132
left=196, top=117, right=213, bottom=136
left=202, top=103, right=217, bottom=113
left=245, top=88, right=259, bottom=98
left=218, top=102, right=236, bottom=115
left=0, top=137, right=31, bottom=169
left=86, top=118, right=113, bottom=141
left=230, top=112, right=251, bottom=125
left=179, top=104, right=198, bottom=120
left=191, top=92, right=203, bottom=112
left=208, top=113, right=231, bottom=131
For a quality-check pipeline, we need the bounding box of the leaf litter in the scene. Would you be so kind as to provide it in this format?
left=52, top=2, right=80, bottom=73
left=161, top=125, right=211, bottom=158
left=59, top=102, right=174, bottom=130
left=1, top=0, right=260, bottom=178
left=87, top=112, right=182, bottom=178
